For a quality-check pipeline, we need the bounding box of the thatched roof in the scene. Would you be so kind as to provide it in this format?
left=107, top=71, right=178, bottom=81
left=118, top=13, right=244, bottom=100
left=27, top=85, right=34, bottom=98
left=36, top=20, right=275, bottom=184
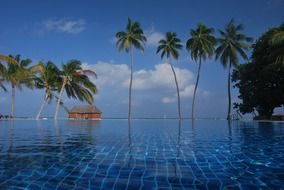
left=69, top=105, right=102, bottom=114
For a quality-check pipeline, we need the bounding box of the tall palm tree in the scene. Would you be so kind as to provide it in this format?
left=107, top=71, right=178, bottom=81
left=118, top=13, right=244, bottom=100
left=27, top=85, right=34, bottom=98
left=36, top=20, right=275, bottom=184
left=0, top=54, right=17, bottom=91
left=215, top=19, right=252, bottom=120
left=1, top=55, right=37, bottom=118
left=35, top=61, right=61, bottom=120
left=54, top=60, right=97, bottom=120
left=186, top=23, right=216, bottom=119
left=0, top=55, right=17, bottom=115
left=157, top=32, right=183, bottom=119
left=115, top=18, right=147, bottom=119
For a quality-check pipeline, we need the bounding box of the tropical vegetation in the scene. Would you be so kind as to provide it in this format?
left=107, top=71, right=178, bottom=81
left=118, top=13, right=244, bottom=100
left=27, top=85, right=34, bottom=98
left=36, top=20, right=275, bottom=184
left=157, top=32, right=183, bottom=119
left=186, top=23, right=216, bottom=119
left=0, top=55, right=41, bottom=118
left=215, top=19, right=253, bottom=120
left=54, top=60, right=97, bottom=120
left=116, top=18, right=147, bottom=119
left=34, top=61, right=61, bottom=120
left=232, top=24, right=284, bottom=119
left=0, top=20, right=283, bottom=120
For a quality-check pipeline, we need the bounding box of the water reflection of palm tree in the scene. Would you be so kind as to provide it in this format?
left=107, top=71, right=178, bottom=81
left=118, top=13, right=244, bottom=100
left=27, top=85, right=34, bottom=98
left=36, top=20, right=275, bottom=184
left=174, top=120, right=182, bottom=177
left=127, top=119, right=133, bottom=167
left=227, top=120, right=232, bottom=153
left=177, top=119, right=181, bottom=158
left=8, top=120, right=14, bottom=155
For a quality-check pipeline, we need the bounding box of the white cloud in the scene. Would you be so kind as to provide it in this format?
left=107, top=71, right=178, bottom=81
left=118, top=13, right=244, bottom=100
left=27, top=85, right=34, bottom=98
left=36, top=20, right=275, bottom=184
left=82, top=61, right=129, bottom=88
left=82, top=62, right=196, bottom=104
left=162, top=97, right=175, bottom=104
left=145, top=31, right=164, bottom=47
left=180, top=85, right=195, bottom=98
left=42, top=18, right=86, bottom=34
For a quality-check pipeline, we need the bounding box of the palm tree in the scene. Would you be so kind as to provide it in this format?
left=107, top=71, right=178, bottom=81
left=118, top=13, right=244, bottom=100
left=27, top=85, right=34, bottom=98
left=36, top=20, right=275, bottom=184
left=115, top=18, right=147, bottom=119
left=0, top=55, right=17, bottom=115
left=186, top=23, right=216, bottom=119
left=0, top=54, right=17, bottom=91
left=0, top=63, right=7, bottom=92
left=157, top=32, right=183, bottom=119
left=270, top=30, right=284, bottom=46
left=35, top=61, right=61, bottom=120
left=1, top=55, right=37, bottom=118
left=215, top=19, right=252, bottom=120
left=0, top=54, right=17, bottom=64
left=54, top=60, right=97, bottom=120
left=270, top=25, right=284, bottom=64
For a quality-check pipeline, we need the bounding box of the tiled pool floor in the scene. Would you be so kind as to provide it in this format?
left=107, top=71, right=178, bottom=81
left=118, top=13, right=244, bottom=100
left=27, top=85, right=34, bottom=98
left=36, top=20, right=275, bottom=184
left=0, top=120, right=283, bottom=189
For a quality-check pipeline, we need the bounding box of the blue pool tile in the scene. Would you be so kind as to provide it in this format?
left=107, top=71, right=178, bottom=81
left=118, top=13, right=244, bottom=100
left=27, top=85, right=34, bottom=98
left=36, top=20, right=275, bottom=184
left=0, top=119, right=283, bottom=189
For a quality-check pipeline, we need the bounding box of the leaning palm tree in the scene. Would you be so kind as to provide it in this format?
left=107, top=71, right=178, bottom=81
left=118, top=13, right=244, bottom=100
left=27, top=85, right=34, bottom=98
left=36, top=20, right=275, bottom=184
left=0, top=63, right=7, bottom=92
left=35, top=61, right=61, bottom=120
left=54, top=60, right=97, bottom=120
left=156, top=32, right=183, bottom=119
left=1, top=55, right=37, bottom=118
left=215, top=19, right=252, bottom=120
left=186, top=23, right=216, bottom=119
left=0, top=54, right=17, bottom=64
left=115, top=18, right=147, bottom=119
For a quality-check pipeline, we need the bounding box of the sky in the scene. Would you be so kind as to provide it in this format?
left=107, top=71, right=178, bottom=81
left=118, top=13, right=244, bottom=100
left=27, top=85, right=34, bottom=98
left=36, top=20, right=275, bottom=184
left=0, top=0, right=283, bottom=118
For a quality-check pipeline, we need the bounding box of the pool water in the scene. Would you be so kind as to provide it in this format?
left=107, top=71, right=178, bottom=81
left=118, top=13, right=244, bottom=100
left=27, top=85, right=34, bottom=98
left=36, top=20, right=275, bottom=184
left=0, top=119, right=283, bottom=189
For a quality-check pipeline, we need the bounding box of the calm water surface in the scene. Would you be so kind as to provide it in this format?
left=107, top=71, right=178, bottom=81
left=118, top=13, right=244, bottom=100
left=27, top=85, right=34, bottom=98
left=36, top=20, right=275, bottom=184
left=0, top=119, right=283, bottom=190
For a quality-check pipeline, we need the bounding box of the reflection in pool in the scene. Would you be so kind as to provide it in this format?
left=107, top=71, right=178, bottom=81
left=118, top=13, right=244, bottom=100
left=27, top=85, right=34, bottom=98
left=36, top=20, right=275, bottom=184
left=0, top=119, right=283, bottom=189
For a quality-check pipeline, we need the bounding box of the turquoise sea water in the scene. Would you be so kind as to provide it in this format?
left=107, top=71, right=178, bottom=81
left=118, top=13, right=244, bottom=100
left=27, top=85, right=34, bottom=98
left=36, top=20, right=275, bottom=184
left=0, top=119, right=283, bottom=189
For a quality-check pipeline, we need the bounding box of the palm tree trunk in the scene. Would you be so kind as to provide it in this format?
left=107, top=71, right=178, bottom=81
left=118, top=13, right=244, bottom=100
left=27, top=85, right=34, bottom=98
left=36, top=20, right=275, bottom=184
left=227, top=61, right=232, bottom=120
left=10, top=84, right=15, bottom=118
left=128, top=48, right=133, bottom=120
left=54, top=78, right=66, bottom=120
left=192, top=57, right=202, bottom=120
left=169, top=58, right=181, bottom=119
left=36, top=94, right=48, bottom=120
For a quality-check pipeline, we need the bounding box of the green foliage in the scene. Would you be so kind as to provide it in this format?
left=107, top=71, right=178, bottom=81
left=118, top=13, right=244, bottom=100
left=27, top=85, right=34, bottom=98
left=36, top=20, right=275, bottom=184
left=34, top=61, right=61, bottom=102
left=232, top=24, right=284, bottom=118
left=156, top=32, right=183, bottom=59
left=61, top=60, right=97, bottom=104
left=215, top=19, right=253, bottom=68
left=0, top=54, right=17, bottom=64
left=186, top=23, right=216, bottom=119
left=186, top=23, right=216, bottom=62
left=116, top=18, right=147, bottom=53
left=1, top=54, right=35, bottom=89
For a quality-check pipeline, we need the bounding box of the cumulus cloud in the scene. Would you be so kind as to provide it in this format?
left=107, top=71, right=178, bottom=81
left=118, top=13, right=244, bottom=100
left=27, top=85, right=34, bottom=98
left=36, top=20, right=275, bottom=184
left=42, top=18, right=86, bottom=34
left=82, top=62, right=197, bottom=106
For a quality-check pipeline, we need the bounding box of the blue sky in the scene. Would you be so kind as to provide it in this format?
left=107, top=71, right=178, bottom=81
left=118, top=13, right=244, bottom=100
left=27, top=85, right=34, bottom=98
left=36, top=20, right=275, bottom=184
left=0, top=0, right=283, bottom=118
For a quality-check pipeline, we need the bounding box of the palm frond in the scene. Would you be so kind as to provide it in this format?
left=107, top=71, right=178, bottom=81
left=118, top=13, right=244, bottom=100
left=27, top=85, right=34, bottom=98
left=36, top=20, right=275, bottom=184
left=0, top=54, right=17, bottom=64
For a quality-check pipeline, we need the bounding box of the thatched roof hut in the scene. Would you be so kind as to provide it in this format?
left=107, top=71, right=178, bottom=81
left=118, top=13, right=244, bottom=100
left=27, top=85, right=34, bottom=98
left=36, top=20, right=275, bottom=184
left=69, top=105, right=102, bottom=119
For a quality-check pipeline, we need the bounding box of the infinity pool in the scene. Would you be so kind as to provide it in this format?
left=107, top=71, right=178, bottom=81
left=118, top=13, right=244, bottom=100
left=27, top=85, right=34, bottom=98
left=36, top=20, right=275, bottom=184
left=0, top=119, right=283, bottom=189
